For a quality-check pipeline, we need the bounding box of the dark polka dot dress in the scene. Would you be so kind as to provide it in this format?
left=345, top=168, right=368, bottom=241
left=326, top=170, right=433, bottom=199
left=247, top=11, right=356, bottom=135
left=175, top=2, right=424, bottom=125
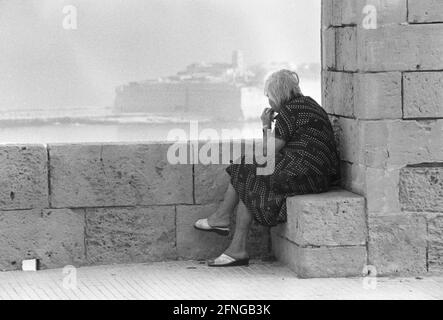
left=226, top=95, right=341, bottom=227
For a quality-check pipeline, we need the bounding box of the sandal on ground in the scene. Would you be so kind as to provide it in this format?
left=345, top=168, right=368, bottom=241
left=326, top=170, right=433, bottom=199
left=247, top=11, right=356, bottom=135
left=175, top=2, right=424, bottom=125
left=207, top=254, right=250, bottom=268
left=194, top=219, right=230, bottom=236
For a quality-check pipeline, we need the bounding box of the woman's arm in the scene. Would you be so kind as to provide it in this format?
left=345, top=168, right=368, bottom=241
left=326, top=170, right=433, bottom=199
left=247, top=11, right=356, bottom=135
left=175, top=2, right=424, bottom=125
left=261, top=108, right=287, bottom=156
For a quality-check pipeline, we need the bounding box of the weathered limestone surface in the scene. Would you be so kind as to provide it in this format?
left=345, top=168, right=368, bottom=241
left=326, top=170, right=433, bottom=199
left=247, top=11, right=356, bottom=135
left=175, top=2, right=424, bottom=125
left=354, top=72, right=402, bottom=119
left=333, top=119, right=443, bottom=168
left=341, top=162, right=401, bottom=214
left=404, top=72, right=443, bottom=119
left=428, top=216, right=443, bottom=273
left=331, top=0, right=407, bottom=26
left=274, top=189, right=366, bottom=247
left=272, top=231, right=367, bottom=279
left=409, top=0, right=443, bottom=23
left=194, top=164, right=229, bottom=205
left=0, top=209, right=85, bottom=271
left=85, top=206, right=176, bottom=265
left=336, top=27, right=357, bottom=71
left=49, top=143, right=193, bottom=208
left=322, top=71, right=402, bottom=119
left=387, top=121, right=443, bottom=167
left=400, top=166, right=443, bottom=213
left=322, top=71, right=354, bottom=117
left=0, top=145, right=48, bottom=210
left=368, top=215, right=427, bottom=275
left=322, top=28, right=335, bottom=69
left=322, top=0, right=333, bottom=28
left=357, top=25, right=443, bottom=72
left=323, top=0, right=443, bottom=277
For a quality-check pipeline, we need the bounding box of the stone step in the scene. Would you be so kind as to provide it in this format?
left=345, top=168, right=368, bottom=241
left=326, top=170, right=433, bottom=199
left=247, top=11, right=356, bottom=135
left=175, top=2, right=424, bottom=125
left=271, top=187, right=368, bottom=278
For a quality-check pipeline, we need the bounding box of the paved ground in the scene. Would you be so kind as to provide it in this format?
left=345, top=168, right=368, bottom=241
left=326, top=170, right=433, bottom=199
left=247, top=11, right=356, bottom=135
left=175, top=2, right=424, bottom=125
left=0, top=261, right=442, bottom=300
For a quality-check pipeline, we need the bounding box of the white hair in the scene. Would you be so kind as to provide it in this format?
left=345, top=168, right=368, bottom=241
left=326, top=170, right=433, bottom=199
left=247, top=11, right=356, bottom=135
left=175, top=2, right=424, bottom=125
left=264, top=69, right=302, bottom=107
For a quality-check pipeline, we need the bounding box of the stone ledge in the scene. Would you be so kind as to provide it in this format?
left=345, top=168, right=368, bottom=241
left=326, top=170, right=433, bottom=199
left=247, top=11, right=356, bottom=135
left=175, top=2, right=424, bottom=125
left=270, top=188, right=368, bottom=278
left=271, top=232, right=367, bottom=278
left=273, top=188, right=367, bottom=247
left=49, top=143, right=193, bottom=208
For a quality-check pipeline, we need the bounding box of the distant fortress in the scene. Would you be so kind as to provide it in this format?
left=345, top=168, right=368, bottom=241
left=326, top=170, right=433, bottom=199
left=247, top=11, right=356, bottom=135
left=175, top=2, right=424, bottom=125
left=114, top=51, right=320, bottom=121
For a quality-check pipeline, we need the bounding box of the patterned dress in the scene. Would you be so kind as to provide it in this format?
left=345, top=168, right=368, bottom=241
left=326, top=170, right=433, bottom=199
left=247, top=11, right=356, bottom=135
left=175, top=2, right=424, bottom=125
left=226, top=95, right=341, bottom=227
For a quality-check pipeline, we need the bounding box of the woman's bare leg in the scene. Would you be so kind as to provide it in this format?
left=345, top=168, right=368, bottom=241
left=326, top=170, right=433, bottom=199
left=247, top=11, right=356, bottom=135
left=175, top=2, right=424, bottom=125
left=224, top=203, right=252, bottom=260
left=207, top=183, right=239, bottom=227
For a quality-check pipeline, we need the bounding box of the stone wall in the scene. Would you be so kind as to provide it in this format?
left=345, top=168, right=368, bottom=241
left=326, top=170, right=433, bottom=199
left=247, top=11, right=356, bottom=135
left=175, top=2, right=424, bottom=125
left=0, top=143, right=270, bottom=271
left=322, top=0, right=443, bottom=275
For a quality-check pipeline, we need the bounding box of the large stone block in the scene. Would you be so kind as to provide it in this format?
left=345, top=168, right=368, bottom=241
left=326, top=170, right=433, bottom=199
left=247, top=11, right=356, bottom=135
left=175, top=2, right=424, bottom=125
left=334, top=118, right=390, bottom=167
left=409, top=0, right=443, bottom=23
left=354, top=72, right=402, bottom=119
left=332, top=0, right=407, bottom=26
left=334, top=119, right=443, bottom=168
left=49, top=143, right=193, bottom=208
left=357, top=24, right=443, bottom=72
left=399, top=166, right=443, bottom=213
left=322, top=28, right=336, bottom=69
left=322, top=0, right=333, bottom=29
left=387, top=120, right=443, bottom=167
left=272, top=232, right=367, bottom=278
left=404, top=72, right=443, bottom=119
left=341, top=162, right=401, bottom=214
left=428, top=216, right=443, bottom=273
left=0, top=145, right=48, bottom=210
left=0, top=209, right=85, bottom=271
left=368, top=214, right=427, bottom=275
left=322, top=71, right=354, bottom=117
left=85, top=206, right=176, bottom=265
left=333, top=118, right=361, bottom=164
left=323, top=72, right=402, bottom=119
left=336, top=27, right=357, bottom=71
left=274, top=188, right=366, bottom=247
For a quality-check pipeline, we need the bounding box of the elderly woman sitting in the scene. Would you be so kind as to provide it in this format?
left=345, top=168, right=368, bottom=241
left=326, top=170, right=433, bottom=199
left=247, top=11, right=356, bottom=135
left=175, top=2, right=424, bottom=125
left=194, top=69, right=341, bottom=267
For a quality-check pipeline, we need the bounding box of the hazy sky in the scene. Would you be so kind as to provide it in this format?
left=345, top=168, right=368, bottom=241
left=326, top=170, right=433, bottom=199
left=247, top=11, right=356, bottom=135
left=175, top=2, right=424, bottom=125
left=0, top=0, right=321, bottom=109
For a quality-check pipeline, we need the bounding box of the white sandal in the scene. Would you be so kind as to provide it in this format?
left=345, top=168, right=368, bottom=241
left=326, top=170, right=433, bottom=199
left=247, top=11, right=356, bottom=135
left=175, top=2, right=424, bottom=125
left=194, top=219, right=230, bottom=236
left=207, top=254, right=250, bottom=267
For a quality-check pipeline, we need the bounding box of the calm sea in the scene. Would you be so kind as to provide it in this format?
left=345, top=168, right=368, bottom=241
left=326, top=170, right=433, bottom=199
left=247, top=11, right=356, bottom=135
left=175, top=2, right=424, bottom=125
left=0, top=121, right=263, bottom=144
left=0, top=81, right=320, bottom=144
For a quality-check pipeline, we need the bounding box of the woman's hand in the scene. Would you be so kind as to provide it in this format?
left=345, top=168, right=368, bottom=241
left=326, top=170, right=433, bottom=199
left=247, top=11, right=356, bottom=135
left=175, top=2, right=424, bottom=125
left=261, top=108, right=275, bottom=128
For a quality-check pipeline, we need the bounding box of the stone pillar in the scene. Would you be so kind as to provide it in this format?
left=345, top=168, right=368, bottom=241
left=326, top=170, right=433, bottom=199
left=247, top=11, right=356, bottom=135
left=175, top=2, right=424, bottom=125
left=322, top=0, right=443, bottom=275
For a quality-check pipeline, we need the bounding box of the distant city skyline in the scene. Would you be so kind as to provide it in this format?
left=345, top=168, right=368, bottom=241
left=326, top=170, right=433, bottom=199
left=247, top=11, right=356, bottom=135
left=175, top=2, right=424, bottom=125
left=0, top=0, right=321, bottom=110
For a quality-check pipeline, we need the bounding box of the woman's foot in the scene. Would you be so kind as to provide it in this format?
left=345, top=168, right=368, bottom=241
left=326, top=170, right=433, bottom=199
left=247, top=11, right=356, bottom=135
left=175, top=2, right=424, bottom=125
left=223, top=248, right=249, bottom=261
left=207, top=253, right=249, bottom=267
left=207, top=210, right=230, bottom=229
left=194, top=219, right=230, bottom=236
